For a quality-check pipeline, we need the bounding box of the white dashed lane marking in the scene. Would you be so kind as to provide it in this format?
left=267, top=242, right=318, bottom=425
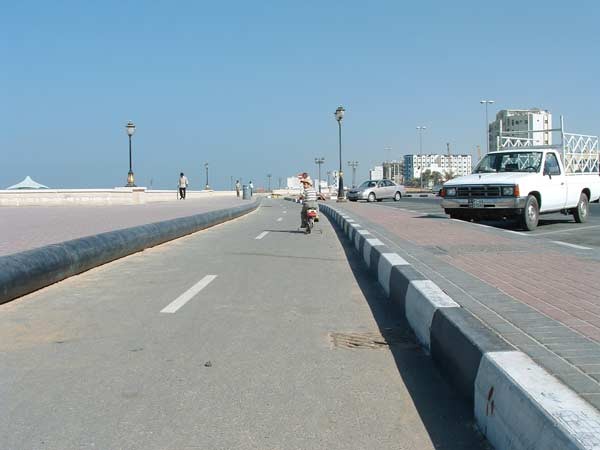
left=160, top=275, right=218, bottom=313
left=551, top=241, right=592, bottom=250
left=255, top=231, right=269, bottom=240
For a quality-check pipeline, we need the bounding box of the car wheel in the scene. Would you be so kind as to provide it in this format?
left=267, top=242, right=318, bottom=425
left=368, top=192, right=376, bottom=202
left=394, top=192, right=402, bottom=201
left=573, top=192, right=589, bottom=223
left=521, top=195, right=539, bottom=231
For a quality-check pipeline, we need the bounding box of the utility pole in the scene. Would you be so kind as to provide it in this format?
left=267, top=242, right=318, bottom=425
left=347, top=160, right=359, bottom=188
left=278, top=177, right=282, bottom=189
left=416, top=126, right=426, bottom=189
left=314, top=157, right=325, bottom=193
left=480, top=100, right=495, bottom=153
left=476, top=145, right=481, bottom=161
left=267, top=173, right=272, bottom=192
left=447, top=142, right=451, bottom=157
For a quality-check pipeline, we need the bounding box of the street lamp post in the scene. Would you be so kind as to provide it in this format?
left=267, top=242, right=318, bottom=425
left=480, top=100, right=495, bottom=153
left=416, top=126, right=426, bottom=189
left=267, top=173, right=272, bottom=192
left=347, top=160, right=358, bottom=188
left=314, top=157, right=325, bottom=193
left=205, top=163, right=210, bottom=190
left=334, top=106, right=346, bottom=201
left=125, top=121, right=136, bottom=187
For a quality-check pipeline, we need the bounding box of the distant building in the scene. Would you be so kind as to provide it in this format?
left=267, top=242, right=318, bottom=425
left=369, top=166, right=383, bottom=180
left=403, top=154, right=472, bottom=181
left=489, top=109, right=552, bottom=152
left=382, top=161, right=404, bottom=184
left=286, top=177, right=302, bottom=190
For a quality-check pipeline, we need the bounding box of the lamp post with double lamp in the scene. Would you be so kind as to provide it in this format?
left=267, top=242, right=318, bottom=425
left=314, top=157, right=325, bottom=193
left=334, top=106, right=346, bottom=201
left=347, top=160, right=358, bottom=188
left=204, top=163, right=210, bottom=190
left=480, top=100, right=495, bottom=153
left=416, top=126, right=426, bottom=189
left=125, top=121, right=136, bottom=187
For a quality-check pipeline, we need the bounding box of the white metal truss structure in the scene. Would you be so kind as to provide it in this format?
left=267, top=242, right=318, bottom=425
left=496, top=116, right=599, bottom=175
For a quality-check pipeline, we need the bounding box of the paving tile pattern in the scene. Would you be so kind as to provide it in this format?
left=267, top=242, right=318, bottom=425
left=0, top=195, right=243, bottom=256
left=338, top=202, right=600, bottom=410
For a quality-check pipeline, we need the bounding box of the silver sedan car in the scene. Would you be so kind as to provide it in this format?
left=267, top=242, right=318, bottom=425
left=347, top=179, right=406, bottom=202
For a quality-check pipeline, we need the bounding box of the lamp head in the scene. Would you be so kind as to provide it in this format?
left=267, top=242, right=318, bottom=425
left=126, top=121, right=136, bottom=136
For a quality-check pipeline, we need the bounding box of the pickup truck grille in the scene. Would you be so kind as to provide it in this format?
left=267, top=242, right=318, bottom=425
left=457, top=185, right=501, bottom=198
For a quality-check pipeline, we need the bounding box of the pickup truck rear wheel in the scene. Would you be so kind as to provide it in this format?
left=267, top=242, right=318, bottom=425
left=521, top=195, right=539, bottom=231
left=573, top=193, right=589, bottom=223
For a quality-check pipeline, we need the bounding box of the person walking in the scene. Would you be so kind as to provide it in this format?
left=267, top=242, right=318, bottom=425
left=178, top=172, right=189, bottom=199
left=235, top=180, right=241, bottom=198
left=249, top=180, right=254, bottom=196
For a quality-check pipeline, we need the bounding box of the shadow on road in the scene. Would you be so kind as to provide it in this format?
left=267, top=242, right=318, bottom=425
left=329, top=220, right=489, bottom=450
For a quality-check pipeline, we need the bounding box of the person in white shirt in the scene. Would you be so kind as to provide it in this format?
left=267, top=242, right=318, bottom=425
left=299, top=176, right=318, bottom=229
left=179, top=172, right=189, bottom=199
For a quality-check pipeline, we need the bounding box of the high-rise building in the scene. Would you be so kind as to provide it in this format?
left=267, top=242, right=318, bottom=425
left=489, top=109, right=552, bottom=152
left=382, top=161, right=404, bottom=184
left=369, top=166, right=383, bottom=180
left=403, top=154, right=472, bottom=182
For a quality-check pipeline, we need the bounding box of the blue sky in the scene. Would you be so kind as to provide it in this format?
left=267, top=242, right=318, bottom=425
left=1, top=0, right=599, bottom=189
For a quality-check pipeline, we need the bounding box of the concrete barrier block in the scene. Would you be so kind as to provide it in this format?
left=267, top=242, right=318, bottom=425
left=405, top=280, right=459, bottom=350
left=389, top=265, right=428, bottom=315
left=377, top=253, right=410, bottom=296
left=430, top=307, right=512, bottom=403
left=362, top=238, right=384, bottom=268
left=475, top=351, right=600, bottom=450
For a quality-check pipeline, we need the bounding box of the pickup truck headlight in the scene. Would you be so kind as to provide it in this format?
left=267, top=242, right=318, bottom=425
left=445, top=187, right=457, bottom=197
left=501, top=186, right=514, bottom=196
left=502, top=185, right=519, bottom=196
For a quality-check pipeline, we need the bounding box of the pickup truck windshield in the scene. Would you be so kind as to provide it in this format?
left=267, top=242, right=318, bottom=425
left=474, top=151, right=543, bottom=173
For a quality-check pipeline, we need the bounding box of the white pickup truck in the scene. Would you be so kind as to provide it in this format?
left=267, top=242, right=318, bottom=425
left=441, top=119, right=600, bottom=230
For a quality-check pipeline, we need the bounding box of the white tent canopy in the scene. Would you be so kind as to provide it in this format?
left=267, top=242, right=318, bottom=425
left=6, top=176, right=49, bottom=190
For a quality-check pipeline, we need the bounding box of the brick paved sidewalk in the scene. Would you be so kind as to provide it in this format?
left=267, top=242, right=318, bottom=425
left=336, top=201, right=600, bottom=410
left=0, top=195, right=247, bottom=256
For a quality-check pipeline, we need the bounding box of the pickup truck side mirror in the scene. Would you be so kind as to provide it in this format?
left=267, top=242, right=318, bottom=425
left=543, top=166, right=552, bottom=178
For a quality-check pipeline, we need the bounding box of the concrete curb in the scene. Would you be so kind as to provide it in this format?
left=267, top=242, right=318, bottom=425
left=0, top=200, right=260, bottom=305
left=319, top=201, right=600, bottom=450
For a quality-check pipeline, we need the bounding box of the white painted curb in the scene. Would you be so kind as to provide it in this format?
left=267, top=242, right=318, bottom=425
left=377, top=253, right=410, bottom=296
left=475, top=351, right=600, bottom=450
left=363, top=238, right=384, bottom=268
left=405, top=280, right=460, bottom=350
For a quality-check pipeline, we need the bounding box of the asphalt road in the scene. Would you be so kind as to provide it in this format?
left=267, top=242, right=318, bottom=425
left=0, top=199, right=488, bottom=450
left=365, top=196, right=600, bottom=250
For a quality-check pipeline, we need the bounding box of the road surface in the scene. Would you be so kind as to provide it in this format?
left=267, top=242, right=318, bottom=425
left=0, top=199, right=488, bottom=450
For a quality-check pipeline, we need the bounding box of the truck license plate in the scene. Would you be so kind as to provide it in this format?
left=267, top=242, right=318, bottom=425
left=469, top=199, right=484, bottom=208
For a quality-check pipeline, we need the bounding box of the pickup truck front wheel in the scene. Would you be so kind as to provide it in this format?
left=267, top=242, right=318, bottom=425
left=573, top=193, right=589, bottom=223
left=521, top=195, right=539, bottom=231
